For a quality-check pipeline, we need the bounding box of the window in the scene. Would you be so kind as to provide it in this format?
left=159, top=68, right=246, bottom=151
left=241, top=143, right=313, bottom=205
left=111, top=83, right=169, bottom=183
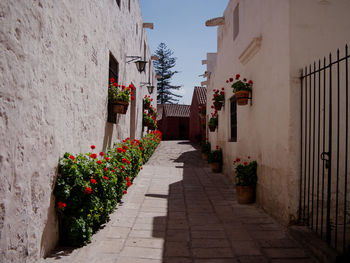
left=230, top=97, right=237, bottom=141
left=233, top=3, right=239, bottom=40
left=116, top=0, right=121, bottom=8
left=109, top=53, right=119, bottom=84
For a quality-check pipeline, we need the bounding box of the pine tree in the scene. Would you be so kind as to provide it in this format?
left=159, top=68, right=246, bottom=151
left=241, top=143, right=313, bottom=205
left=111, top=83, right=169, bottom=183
left=154, top=43, right=182, bottom=104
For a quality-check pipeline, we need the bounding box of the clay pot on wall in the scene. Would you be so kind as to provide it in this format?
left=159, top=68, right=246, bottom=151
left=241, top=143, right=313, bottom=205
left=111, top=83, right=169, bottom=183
left=201, top=152, right=208, bottom=161
left=213, top=101, right=223, bottom=111
left=111, top=101, right=129, bottom=114
left=208, top=124, right=216, bottom=132
left=235, top=90, right=250, bottom=106
left=236, top=185, right=255, bottom=204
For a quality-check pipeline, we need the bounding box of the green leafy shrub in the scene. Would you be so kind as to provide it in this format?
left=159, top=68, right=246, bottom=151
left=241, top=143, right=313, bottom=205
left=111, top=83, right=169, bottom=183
left=233, top=157, right=257, bottom=186
left=54, top=130, right=162, bottom=246
left=200, top=140, right=211, bottom=154
left=208, top=147, right=222, bottom=164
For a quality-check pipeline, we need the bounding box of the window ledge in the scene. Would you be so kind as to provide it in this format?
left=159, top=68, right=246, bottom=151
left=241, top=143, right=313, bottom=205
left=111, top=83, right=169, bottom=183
left=239, top=36, right=262, bottom=65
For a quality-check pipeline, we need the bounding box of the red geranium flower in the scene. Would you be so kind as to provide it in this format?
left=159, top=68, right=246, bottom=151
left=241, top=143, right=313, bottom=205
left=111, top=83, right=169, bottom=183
left=229, top=77, right=233, bottom=82
left=244, top=162, right=248, bottom=166
left=90, top=153, right=97, bottom=159
left=110, top=78, right=115, bottom=82
left=96, top=160, right=102, bottom=164
left=111, top=169, right=115, bottom=173
left=235, top=74, right=240, bottom=80
left=248, top=80, right=253, bottom=84
left=122, top=158, right=128, bottom=163
left=91, top=145, right=95, bottom=149
left=127, top=181, right=132, bottom=187
left=140, top=147, right=143, bottom=151
left=104, top=168, right=108, bottom=172
left=125, top=176, right=130, bottom=182
left=85, top=187, right=92, bottom=194
left=117, top=147, right=123, bottom=153
left=216, top=146, right=219, bottom=150
left=99, top=152, right=104, bottom=157
left=104, top=176, right=108, bottom=180
left=248, top=156, right=251, bottom=159
left=141, top=167, right=143, bottom=170
left=131, top=96, right=135, bottom=101
left=58, top=201, right=66, bottom=209
left=226, top=80, right=229, bottom=83
left=105, top=157, right=110, bottom=161
left=69, top=155, right=75, bottom=160
left=235, top=158, right=241, bottom=162
left=91, top=178, right=97, bottom=184
left=243, top=78, right=247, bottom=82
left=123, top=190, right=127, bottom=195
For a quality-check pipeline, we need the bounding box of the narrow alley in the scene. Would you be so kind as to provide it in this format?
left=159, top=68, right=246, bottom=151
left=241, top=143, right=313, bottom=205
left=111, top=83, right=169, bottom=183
left=44, top=141, right=319, bottom=263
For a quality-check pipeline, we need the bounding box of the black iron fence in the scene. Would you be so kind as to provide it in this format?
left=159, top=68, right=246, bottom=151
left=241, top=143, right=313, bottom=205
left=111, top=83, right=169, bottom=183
left=299, top=45, right=349, bottom=254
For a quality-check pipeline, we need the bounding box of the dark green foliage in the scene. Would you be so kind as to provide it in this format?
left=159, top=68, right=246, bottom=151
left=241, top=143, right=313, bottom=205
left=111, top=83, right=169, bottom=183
left=208, top=148, right=222, bottom=164
left=235, top=161, right=257, bottom=186
left=54, top=131, right=162, bottom=246
left=154, top=43, right=182, bottom=104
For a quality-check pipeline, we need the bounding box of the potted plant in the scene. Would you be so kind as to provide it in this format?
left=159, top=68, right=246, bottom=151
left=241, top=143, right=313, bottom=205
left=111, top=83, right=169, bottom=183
left=212, top=88, right=225, bottom=110
left=199, top=139, right=211, bottom=161
left=143, top=111, right=157, bottom=130
left=233, top=157, right=257, bottom=204
left=208, top=111, right=218, bottom=132
left=208, top=146, right=222, bottom=173
left=229, top=74, right=253, bottom=106
left=108, top=79, right=135, bottom=114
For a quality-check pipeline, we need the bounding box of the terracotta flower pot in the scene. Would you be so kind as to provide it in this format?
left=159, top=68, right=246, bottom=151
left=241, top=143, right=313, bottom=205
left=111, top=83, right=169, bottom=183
left=210, top=162, right=221, bottom=173
left=236, top=185, right=255, bottom=204
left=201, top=152, right=208, bottom=161
left=111, top=101, right=129, bottom=114
left=208, top=124, right=216, bottom=132
left=235, top=90, right=250, bottom=105
left=213, top=101, right=223, bottom=110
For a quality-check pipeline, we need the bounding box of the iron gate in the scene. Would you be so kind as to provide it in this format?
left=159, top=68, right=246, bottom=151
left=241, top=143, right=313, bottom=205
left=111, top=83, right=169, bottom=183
left=299, top=45, right=349, bottom=253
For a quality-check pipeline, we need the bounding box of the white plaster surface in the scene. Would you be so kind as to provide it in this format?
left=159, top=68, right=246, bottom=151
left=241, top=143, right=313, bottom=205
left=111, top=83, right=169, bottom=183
left=0, top=0, right=156, bottom=262
left=206, top=0, right=350, bottom=225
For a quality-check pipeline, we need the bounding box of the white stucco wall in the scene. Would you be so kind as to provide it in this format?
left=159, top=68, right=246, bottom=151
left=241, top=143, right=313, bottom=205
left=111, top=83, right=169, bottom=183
left=0, top=0, right=156, bottom=261
left=207, top=0, right=350, bottom=224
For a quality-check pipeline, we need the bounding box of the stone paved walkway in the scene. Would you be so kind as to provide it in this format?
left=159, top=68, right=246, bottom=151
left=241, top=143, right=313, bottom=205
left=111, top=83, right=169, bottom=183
left=44, top=141, right=319, bottom=263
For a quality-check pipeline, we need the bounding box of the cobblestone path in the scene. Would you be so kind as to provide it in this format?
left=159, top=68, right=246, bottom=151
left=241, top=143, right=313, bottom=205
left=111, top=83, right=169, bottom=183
left=44, top=141, right=318, bottom=263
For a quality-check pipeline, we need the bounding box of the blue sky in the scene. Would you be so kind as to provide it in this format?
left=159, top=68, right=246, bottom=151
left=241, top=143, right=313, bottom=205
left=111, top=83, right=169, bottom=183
left=140, top=0, right=229, bottom=105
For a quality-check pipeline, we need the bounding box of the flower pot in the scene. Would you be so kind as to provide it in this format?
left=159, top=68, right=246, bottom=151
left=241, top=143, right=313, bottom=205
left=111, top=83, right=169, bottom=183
left=110, top=101, right=129, bottom=114
left=210, top=162, right=221, bottom=173
left=213, top=101, right=223, bottom=111
left=208, top=124, right=216, bottom=132
left=236, top=185, right=255, bottom=204
left=235, top=90, right=250, bottom=105
left=201, top=152, right=208, bottom=161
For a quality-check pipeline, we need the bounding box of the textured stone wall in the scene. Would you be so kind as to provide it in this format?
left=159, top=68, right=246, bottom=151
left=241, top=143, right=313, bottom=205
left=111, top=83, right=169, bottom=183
left=0, top=0, right=156, bottom=261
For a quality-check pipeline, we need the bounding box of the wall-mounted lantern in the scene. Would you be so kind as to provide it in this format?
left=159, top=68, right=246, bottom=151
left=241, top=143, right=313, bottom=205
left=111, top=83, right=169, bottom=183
left=147, top=85, right=155, bottom=94
left=126, top=56, right=147, bottom=73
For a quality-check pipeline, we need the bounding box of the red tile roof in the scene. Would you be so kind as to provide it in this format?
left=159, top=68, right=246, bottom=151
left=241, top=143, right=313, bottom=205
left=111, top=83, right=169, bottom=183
left=194, top=86, right=207, bottom=105
left=162, top=104, right=190, bottom=118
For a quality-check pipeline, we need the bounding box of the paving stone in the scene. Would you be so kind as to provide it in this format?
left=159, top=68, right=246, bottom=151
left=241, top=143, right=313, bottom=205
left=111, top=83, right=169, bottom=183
left=125, top=238, right=164, bottom=249
left=231, top=240, right=262, bottom=256
left=129, top=229, right=165, bottom=239
left=97, top=239, right=125, bottom=253
left=238, top=255, right=269, bottom=263
left=194, top=259, right=239, bottom=263
left=191, top=230, right=227, bottom=239
left=262, top=248, right=309, bottom=258
left=106, top=227, right=131, bottom=239
left=164, top=258, right=193, bottom=263
left=120, top=247, right=162, bottom=259
left=192, top=248, right=234, bottom=258
left=165, top=241, right=191, bottom=257
left=116, top=257, right=161, bottom=263
left=191, top=238, right=231, bottom=248
left=166, top=229, right=190, bottom=242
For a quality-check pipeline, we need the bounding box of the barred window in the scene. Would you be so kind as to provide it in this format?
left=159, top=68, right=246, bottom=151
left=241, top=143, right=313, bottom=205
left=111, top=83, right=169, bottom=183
left=109, top=53, right=119, bottom=84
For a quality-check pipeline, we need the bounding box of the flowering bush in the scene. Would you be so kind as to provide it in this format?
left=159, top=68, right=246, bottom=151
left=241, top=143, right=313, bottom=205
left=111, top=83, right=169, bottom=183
left=143, top=111, right=157, bottom=130
left=108, top=78, right=135, bottom=103
left=143, top=95, right=152, bottom=109
left=233, top=156, right=257, bottom=186
left=148, top=105, right=158, bottom=118
left=212, top=88, right=225, bottom=103
left=54, top=131, right=162, bottom=245
left=208, top=146, right=222, bottom=164
left=227, top=74, right=253, bottom=93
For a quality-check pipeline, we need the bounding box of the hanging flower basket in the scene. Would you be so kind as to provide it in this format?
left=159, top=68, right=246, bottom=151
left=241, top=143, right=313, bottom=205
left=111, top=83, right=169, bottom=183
left=235, top=90, right=250, bottom=106
left=208, top=124, right=216, bottom=132
left=213, top=101, right=223, bottom=110
left=110, top=101, right=129, bottom=114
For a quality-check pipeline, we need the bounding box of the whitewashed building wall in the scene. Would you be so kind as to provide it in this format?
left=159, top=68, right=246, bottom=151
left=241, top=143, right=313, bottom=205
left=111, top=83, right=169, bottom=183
left=206, top=0, right=350, bottom=224
left=0, top=0, right=156, bottom=261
